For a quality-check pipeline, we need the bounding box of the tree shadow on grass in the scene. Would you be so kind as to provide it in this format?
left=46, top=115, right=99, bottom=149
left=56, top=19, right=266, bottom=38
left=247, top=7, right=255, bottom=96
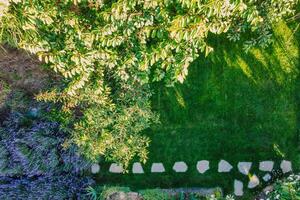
left=99, top=21, right=300, bottom=192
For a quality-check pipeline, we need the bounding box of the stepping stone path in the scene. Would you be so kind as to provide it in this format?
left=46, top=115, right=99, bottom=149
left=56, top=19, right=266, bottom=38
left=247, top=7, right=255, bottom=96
left=92, top=159, right=293, bottom=197
left=248, top=174, right=260, bottom=189
left=91, top=163, right=100, bottom=174
left=238, top=162, right=252, bottom=175
left=132, top=162, right=144, bottom=174
left=218, top=160, right=233, bottom=172
left=280, top=160, right=292, bottom=173
left=263, top=173, right=271, bottom=182
left=173, top=161, right=188, bottom=172
left=109, top=163, right=123, bottom=173
left=259, top=161, right=274, bottom=172
left=197, top=160, right=210, bottom=174
left=234, top=180, right=243, bottom=196
left=151, top=163, right=165, bottom=173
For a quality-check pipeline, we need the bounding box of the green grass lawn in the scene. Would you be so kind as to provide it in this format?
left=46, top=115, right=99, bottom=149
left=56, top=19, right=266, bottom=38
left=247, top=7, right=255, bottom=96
left=96, top=21, right=300, bottom=198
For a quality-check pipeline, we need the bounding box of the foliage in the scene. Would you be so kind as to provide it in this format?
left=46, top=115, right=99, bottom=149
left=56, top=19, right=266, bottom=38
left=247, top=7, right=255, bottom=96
left=100, top=186, right=131, bottom=199
left=86, top=185, right=170, bottom=200
left=0, top=80, right=10, bottom=108
left=266, top=174, right=300, bottom=200
left=86, top=185, right=236, bottom=200
left=0, top=175, right=93, bottom=199
left=204, top=194, right=235, bottom=200
left=3, top=89, right=31, bottom=112
left=0, top=0, right=9, bottom=18
left=0, top=103, right=94, bottom=198
left=0, top=107, right=92, bottom=176
left=97, top=20, right=300, bottom=197
left=227, top=0, right=299, bottom=51
left=0, top=0, right=298, bottom=168
left=139, top=189, right=169, bottom=200
left=87, top=185, right=131, bottom=200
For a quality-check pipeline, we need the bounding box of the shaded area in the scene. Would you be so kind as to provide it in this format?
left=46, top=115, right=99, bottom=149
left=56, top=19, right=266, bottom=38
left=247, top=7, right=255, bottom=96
left=97, top=21, right=300, bottom=196
left=0, top=45, right=59, bottom=94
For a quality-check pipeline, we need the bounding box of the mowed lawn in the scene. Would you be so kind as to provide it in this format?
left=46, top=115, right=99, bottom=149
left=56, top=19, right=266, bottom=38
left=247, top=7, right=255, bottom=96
left=97, top=21, right=300, bottom=197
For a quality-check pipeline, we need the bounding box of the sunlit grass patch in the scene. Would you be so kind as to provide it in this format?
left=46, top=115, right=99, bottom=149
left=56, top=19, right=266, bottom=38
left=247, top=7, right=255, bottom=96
left=98, top=21, right=300, bottom=198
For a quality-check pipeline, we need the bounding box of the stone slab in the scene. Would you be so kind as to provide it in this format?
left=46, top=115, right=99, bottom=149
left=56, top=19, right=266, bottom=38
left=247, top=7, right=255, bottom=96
left=132, top=162, right=144, bottom=174
left=109, top=163, right=123, bottom=173
left=197, top=160, right=209, bottom=174
left=263, top=173, right=271, bottom=182
left=151, top=163, right=165, bottom=173
left=259, top=161, right=274, bottom=172
left=238, top=162, right=252, bottom=175
left=218, top=160, right=233, bottom=172
left=234, top=180, right=243, bottom=196
left=91, top=163, right=100, bottom=174
left=173, top=161, right=188, bottom=172
left=280, top=160, right=292, bottom=173
left=248, top=174, right=260, bottom=189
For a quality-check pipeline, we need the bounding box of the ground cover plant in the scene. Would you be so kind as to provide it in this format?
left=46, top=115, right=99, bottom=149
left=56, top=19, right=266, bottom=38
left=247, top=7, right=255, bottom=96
left=266, top=173, right=300, bottom=200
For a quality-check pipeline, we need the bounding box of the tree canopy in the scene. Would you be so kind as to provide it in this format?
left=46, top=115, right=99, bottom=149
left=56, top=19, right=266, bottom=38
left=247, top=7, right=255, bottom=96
left=0, top=0, right=298, bottom=169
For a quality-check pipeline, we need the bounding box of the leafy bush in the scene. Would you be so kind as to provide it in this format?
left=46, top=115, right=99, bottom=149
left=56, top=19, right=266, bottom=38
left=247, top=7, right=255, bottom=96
left=0, top=111, right=91, bottom=177
left=0, top=0, right=298, bottom=167
left=0, top=175, right=93, bottom=199
left=204, top=195, right=235, bottom=200
left=266, top=174, right=300, bottom=200
left=139, top=189, right=169, bottom=200
left=87, top=186, right=168, bottom=200
left=0, top=104, right=94, bottom=199
left=87, top=185, right=131, bottom=200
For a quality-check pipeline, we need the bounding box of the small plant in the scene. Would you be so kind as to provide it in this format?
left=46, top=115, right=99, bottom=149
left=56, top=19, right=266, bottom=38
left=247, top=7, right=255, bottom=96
left=87, top=185, right=131, bottom=200
left=86, top=186, right=101, bottom=200
left=139, top=189, right=169, bottom=200
left=266, top=174, right=300, bottom=200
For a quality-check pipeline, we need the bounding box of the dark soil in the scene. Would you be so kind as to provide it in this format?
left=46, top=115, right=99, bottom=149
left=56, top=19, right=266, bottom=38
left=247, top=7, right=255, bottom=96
left=0, top=45, right=59, bottom=94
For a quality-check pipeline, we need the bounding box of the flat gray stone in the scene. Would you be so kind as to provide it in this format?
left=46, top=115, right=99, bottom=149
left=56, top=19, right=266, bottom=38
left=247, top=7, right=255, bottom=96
left=109, top=163, right=123, bottom=173
left=280, top=160, right=292, bottom=173
left=173, top=161, right=188, bottom=172
left=263, top=173, right=271, bottom=182
left=151, top=163, right=165, bottom=173
left=218, top=160, right=233, bottom=172
left=238, top=162, right=252, bottom=175
left=197, top=160, right=209, bottom=174
left=234, top=180, right=243, bottom=196
left=259, top=161, right=274, bottom=172
left=91, top=163, right=100, bottom=174
left=248, top=174, right=260, bottom=189
left=107, top=192, right=127, bottom=200
left=132, top=162, right=144, bottom=174
left=127, top=192, right=141, bottom=200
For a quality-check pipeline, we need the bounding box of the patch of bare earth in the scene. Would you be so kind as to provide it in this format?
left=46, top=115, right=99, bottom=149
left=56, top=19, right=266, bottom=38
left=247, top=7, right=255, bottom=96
left=0, top=45, right=58, bottom=94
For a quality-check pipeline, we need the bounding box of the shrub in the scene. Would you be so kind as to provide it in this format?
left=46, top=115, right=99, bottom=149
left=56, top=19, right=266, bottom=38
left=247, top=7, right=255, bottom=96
left=0, top=109, right=94, bottom=198
left=139, top=189, right=169, bottom=200
left=0, top=110, right=91, bottom=177
left=87, top=185, right=131, bottom=200
left=0, top=175, right=93, bottom=199
left=266, top=174, right=300, bottom=200
left=205, top=195, right=235, bottom=200
left=101, top=186, right=131, bottom=200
